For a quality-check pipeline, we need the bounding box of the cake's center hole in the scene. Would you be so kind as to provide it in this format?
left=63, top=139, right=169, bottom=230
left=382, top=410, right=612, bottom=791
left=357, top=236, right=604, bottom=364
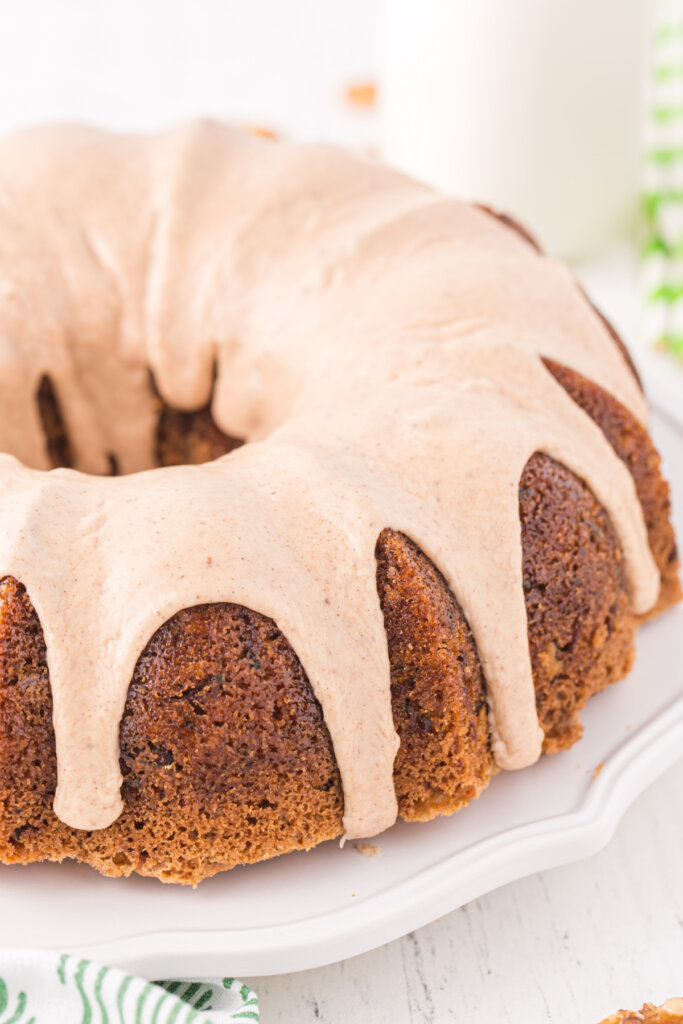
left=36, top=374, right=243, bottom=475
left=156, top=403, right=243, bottom=470
left=36, top=375, right=74, bottom=469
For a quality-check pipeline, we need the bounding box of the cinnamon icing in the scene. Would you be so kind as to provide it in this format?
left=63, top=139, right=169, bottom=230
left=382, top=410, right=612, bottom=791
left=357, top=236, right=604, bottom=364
left=0, top=121, right=660, bottom=838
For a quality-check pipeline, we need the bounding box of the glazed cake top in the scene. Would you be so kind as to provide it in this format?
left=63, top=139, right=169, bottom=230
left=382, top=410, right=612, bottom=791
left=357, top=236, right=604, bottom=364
left=0, top=121, right=658, bottom=837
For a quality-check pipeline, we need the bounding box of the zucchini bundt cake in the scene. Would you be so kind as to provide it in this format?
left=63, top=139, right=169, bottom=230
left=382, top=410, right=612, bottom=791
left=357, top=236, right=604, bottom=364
left=0, top=122, right=678, bottom=883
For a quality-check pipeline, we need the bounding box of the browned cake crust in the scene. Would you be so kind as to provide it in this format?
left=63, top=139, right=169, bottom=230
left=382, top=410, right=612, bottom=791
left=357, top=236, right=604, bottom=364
left=0, top=216, right=679, bottom=883
left=599, top=999, right=683, bottom=1024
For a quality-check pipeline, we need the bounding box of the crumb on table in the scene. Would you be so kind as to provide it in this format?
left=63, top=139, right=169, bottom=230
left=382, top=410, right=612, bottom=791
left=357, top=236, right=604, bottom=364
left=344, top=82, right=377, bottom=108
left=355, top=842, right=380, bottom=858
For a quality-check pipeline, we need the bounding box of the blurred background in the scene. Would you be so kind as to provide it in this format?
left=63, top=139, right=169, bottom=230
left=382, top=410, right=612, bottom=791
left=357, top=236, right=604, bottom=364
left=1, top=2, right=378, bottom=152
left=0, top=0, right=650, bottom=258
left=1, top=0, right=681, bottom=407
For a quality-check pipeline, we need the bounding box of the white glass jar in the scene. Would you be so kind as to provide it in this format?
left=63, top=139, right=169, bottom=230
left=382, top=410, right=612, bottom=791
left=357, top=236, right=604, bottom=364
left=379, top=0, right=650, bottom=259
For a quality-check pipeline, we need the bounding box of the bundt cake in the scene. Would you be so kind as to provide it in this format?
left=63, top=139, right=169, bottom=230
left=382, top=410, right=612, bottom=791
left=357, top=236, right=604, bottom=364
left=0, top=121, right=678, bottom=883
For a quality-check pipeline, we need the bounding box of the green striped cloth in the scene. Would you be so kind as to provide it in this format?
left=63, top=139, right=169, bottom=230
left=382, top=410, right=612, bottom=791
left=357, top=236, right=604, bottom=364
left=643, top=0, right=683, bottom=357
left=0, top=952, right=258, bottom=1023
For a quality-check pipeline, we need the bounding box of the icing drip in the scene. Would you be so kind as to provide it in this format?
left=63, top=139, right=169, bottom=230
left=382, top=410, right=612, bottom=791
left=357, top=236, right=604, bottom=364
left=0, top=121, right=660, bottom=838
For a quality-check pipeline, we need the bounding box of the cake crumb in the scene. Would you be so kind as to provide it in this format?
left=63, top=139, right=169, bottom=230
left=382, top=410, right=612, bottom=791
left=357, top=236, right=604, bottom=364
left=593, top=761, right=605, bottom=781
left=246, top=125, right=279, bottom=141
left=598, top=997, right=683, bottom=1023
left=355, top=842, right=380, bottom=858
left=345, top=82, right=377, bottom=109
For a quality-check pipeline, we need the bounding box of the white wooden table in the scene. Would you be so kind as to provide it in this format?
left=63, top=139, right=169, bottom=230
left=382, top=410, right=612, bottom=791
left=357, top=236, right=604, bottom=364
left=2, top=3, right=681, bottom=1020
left=249, top=758, right=683, bottom=1023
